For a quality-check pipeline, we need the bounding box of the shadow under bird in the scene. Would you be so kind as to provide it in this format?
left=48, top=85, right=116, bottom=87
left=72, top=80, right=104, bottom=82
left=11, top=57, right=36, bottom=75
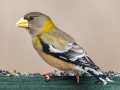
left=16, top=12, right=114, bottom=85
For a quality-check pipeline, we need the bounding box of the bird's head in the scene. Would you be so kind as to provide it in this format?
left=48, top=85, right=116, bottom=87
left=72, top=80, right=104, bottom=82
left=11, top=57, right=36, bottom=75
left=16, top=12, right=55, bottom=37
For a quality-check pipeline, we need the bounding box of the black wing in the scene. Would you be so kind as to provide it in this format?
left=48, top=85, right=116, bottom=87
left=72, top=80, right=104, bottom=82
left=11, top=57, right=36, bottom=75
left=40, top=39, right=114, bottom=84
left=40, top=39, right=99, bottom=69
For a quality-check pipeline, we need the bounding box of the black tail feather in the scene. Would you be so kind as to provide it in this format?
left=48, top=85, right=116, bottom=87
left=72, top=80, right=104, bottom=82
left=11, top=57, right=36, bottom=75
left=83, top=67, right=113, bottom=85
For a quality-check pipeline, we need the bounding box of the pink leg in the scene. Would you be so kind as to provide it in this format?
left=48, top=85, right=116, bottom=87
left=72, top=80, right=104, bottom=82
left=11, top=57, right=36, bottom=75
left=41, top=70, right=54, bottom=81
left=76, top=72, right=80, bottom=83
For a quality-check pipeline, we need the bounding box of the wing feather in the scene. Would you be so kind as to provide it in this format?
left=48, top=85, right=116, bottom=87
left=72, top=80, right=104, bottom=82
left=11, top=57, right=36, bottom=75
left=40, top=37, right=114, bottom=84
left=40, top=38, right=99, bottom=69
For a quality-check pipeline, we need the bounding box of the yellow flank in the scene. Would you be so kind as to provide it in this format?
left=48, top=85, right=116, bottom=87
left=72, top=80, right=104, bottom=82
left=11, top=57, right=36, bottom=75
left=40, top=17, right=55, bottom=35
left=32, top=36, right=42, bottom=50
left=39, top=49, right=75, bottom=72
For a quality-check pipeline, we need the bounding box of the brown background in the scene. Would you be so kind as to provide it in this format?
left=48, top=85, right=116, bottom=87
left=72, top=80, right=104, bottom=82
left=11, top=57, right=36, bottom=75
left=0, top=0, right=120, bottom=73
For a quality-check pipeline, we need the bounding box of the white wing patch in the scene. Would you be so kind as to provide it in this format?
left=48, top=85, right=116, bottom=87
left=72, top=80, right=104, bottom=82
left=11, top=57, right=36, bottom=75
left=69, top=53, right=86, bottom=61
left=49, top=45, right=64, bottom=53
left=49, top=43, right=87, bottom=62
left=48, top=43, right=73, bottom=53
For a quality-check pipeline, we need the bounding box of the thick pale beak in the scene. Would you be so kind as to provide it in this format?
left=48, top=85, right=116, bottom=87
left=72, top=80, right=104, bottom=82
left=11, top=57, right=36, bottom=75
left=16, top=17, right=28, bottom=28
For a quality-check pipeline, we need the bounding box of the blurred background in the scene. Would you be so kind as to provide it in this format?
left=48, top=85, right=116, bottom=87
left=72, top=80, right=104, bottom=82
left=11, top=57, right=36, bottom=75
left=0, top=0, right=120, bottom=73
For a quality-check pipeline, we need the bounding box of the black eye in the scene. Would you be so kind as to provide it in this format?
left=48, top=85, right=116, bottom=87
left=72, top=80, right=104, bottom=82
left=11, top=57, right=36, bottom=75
left=28, top=16, right=34, bottom=21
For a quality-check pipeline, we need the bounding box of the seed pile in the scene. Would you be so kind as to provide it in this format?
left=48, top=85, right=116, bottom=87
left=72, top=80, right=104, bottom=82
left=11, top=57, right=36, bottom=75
left=0, top=69, right=119, bottom=77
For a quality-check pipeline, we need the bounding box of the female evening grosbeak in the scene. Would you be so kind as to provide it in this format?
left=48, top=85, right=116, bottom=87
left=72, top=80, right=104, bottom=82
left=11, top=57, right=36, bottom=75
left=16, top=12, right=113, bottom=85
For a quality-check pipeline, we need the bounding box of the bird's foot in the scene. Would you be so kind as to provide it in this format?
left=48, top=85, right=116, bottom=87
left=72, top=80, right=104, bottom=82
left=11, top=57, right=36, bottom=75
left=41, top=69, right=55, bottom=82
left=76, top=72, right=80, bottom=83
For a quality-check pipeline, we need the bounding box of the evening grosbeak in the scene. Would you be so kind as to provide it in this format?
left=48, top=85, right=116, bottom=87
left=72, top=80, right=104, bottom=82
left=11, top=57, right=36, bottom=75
left=16, top=12, right=113, bottom=85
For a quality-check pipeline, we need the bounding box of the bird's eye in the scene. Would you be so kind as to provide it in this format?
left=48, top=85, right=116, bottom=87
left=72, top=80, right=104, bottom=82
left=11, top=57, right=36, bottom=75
left=28, top=16, right=34, bottom=21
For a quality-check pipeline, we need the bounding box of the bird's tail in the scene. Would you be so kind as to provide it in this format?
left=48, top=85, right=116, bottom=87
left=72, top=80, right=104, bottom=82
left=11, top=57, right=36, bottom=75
left=84, top=67, right=114, bottom=85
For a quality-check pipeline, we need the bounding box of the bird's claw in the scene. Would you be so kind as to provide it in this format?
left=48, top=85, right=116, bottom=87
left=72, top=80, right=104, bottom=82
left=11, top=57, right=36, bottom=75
left=44, top=74, right=50, bottom=82
left=41, top=70, right=54, bottom=82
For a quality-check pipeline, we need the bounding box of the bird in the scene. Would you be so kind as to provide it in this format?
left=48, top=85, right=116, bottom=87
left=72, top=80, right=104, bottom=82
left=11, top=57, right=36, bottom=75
left=16, top=12, right=113, bottom=85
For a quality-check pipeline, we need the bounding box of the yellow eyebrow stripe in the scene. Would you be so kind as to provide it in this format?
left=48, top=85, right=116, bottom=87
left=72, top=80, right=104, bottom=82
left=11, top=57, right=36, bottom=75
left=40, top=17, right=55, bottom=34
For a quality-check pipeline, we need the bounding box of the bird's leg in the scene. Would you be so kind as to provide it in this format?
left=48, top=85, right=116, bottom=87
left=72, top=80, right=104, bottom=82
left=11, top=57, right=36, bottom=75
left=76, top=72, right=80, bottom=83
left=42, top=71, right=52, bottom=81
left=41, top=69, right=56, bottom=81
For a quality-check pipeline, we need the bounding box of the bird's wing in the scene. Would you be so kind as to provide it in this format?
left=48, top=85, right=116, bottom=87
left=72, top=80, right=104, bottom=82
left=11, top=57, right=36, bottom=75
left=40, top=38, right=99, bottom=69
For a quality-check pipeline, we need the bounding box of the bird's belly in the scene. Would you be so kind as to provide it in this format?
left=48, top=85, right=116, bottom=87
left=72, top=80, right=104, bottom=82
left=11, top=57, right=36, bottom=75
left=32, top=38, right=79, bottom=73
left=38, top=51, right=78, bottom=72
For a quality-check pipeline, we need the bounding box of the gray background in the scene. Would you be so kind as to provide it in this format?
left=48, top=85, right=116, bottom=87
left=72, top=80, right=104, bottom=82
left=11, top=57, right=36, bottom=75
left=0, top=0, right=120, bottom=73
